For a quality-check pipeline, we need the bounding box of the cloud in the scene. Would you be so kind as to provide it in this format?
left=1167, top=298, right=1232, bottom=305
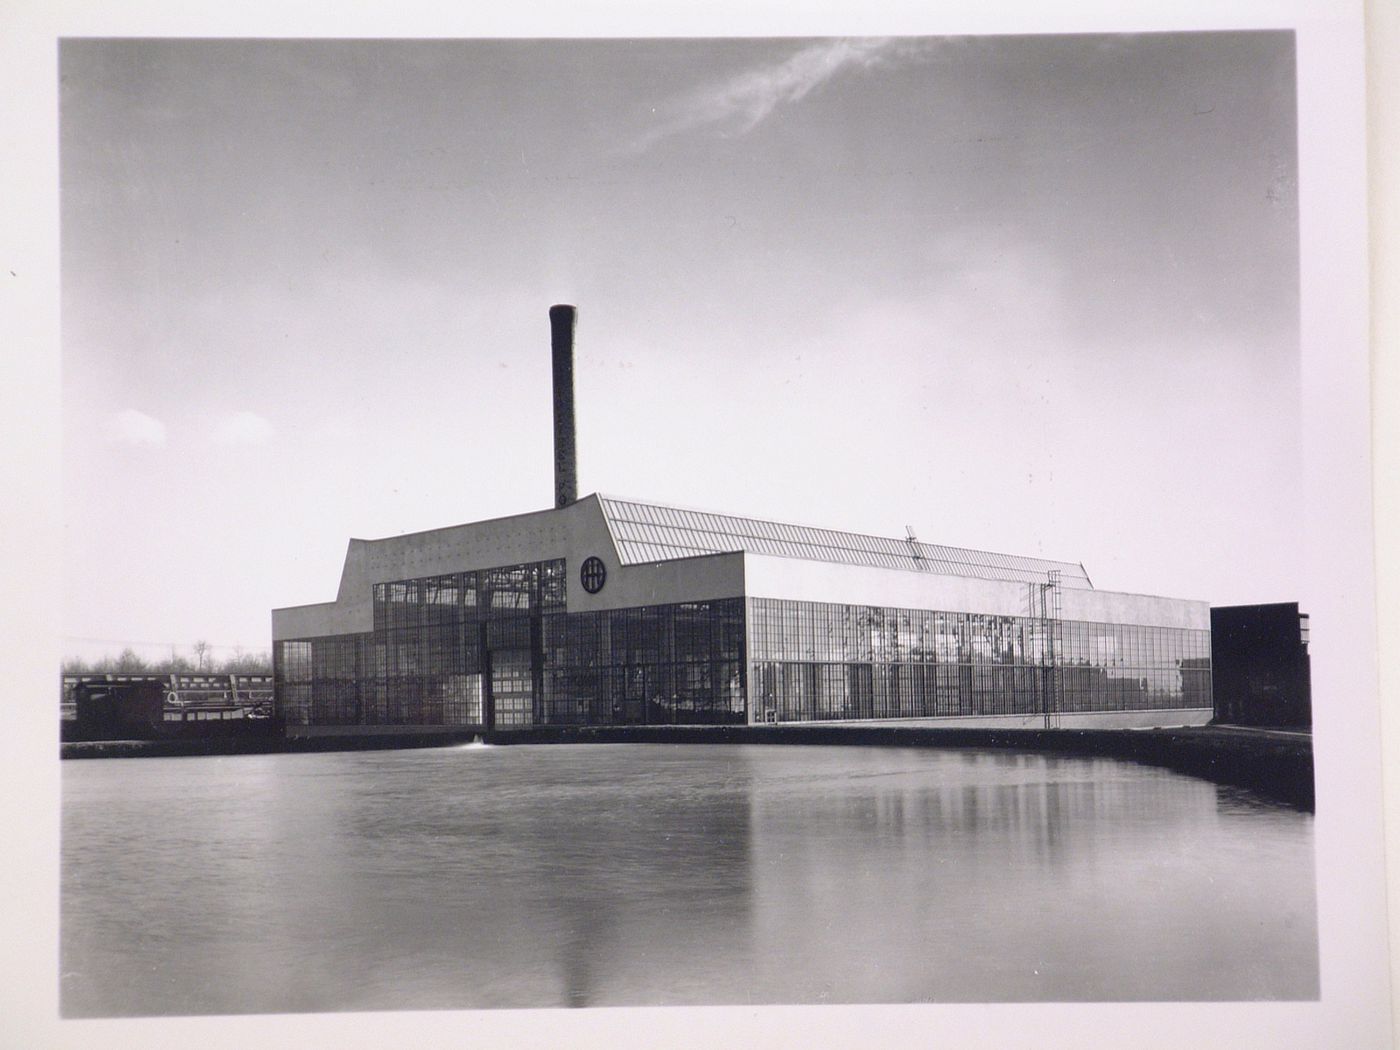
left=106, top=409, right=167, bottom=448
left=213, top=411, right=275, bottom=446
left=630, top=38, right=930, bottom=152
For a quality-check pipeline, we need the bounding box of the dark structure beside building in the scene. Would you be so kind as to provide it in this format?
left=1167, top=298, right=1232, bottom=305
left=1210, top=603, right=1312, bottom=728
left=62, top=673, right=279, bottom=742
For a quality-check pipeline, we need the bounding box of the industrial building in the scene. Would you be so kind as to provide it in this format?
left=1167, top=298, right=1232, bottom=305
left=272, top=307, right=1212, bottom=733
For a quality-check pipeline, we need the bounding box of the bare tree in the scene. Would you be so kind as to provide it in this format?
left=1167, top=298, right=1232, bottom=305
left=193, top=640, right=211, bottom=671
left=219, top=648, right=273, bottom=674
left=113, top=648, right=149, bottom=673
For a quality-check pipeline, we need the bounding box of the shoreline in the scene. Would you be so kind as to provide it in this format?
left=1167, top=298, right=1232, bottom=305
left=60, top=722, right=1314, bottom=811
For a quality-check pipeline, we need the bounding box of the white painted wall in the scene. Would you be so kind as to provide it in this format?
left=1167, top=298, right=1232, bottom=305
left=742, top=553, right=1208, bottom=629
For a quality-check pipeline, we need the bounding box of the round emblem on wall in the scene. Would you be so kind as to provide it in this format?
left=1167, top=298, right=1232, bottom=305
left=580, top=556, right=607, bottom=594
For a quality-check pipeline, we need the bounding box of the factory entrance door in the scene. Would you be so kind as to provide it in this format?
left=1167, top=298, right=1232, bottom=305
left=486, top=648, right=534, bottom=729
left=482, top=613, right=537, bottom=730
left=620, top=666, right=647, bottom=725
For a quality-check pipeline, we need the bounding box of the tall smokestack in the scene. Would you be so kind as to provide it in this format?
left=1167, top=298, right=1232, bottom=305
left=549, top=304, right=578, bottom=509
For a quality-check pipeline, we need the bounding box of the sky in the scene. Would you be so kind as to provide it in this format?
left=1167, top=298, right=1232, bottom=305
left=60, top=33, right=1301, bottom=662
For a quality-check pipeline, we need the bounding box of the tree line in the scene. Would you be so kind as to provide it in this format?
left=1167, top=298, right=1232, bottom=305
left=62, top=645, right=273, bottom=676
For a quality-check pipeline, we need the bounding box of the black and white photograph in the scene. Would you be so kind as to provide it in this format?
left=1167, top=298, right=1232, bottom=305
left=1, top=1, right=1391, bottom=1048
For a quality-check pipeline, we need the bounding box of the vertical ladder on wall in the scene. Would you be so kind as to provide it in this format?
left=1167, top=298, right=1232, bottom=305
left=1044, top=570, right=1062, bottom=729
left=1027, top=571, right=1063, bottom=729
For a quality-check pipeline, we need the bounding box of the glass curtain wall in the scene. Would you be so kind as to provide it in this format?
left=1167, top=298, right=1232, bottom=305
left=540, top=598, right=746, bottom=725
left=748, top=598, right=1211, bottom=723
left=275, top=563, right=748, bottom=727
left=274, top=635, right=375, bottom=726
left=275, top=559, right=565, bottom=727
left=277, top=585, right=1209, bottom=729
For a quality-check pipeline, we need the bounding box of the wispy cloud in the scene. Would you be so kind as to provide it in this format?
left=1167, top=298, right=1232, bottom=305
left=106, top=409, right=167, bottom=448
left=630, top=38, right=930, bottom=153
left=213, top=411, right=275, bottom=446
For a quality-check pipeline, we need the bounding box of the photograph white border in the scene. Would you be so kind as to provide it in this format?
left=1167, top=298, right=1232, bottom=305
left=1, top=1, right=1389, bottom=1047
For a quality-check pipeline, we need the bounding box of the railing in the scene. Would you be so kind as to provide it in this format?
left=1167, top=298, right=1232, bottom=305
left=61, top=672, right=275, bottom=719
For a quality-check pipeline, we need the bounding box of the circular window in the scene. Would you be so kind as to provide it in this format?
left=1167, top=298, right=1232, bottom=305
left=580, top=556, right=607, bottom=594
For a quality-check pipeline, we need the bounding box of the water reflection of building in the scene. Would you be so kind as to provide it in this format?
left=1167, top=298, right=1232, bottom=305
left=737, top=749, right=1316, bottom=1004
left=272, top=306, right=1211, bottom=734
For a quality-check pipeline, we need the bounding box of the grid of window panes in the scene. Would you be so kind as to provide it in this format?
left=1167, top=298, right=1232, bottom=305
left=371, top=559, right=563, bottom=727
left=748, top=598, right=1211, bottom=723
left=274, top=633, right=373, bottom=726
left=540, top=598, right=746, bottom=725
left=600, top=497, right=1092, bottom=587
left=274, top=558, right=565, bottom=727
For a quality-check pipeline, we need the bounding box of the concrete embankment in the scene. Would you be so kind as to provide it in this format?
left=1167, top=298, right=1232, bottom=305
left=62, top=723, right=1313, bottom=811
left=60, top=731, right=476, bottom=761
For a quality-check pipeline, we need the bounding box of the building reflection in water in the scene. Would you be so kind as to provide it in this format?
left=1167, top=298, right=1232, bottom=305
left=319, top=744, right=763, bottom=1011
left=743, top=747, right=1316, bottom=1002
left=61, top=744, right=1316, bottom=1017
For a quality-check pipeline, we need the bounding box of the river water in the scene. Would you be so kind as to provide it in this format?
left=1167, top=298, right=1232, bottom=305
left=61, top=743, right=1317, bottom=1016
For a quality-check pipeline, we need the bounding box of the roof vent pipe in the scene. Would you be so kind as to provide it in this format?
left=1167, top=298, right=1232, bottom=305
left=549, top=304, right=578, bottom=509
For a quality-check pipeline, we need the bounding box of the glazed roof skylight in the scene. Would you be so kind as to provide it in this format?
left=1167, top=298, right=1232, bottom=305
left=598, top=496, right=1093, bottom=589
